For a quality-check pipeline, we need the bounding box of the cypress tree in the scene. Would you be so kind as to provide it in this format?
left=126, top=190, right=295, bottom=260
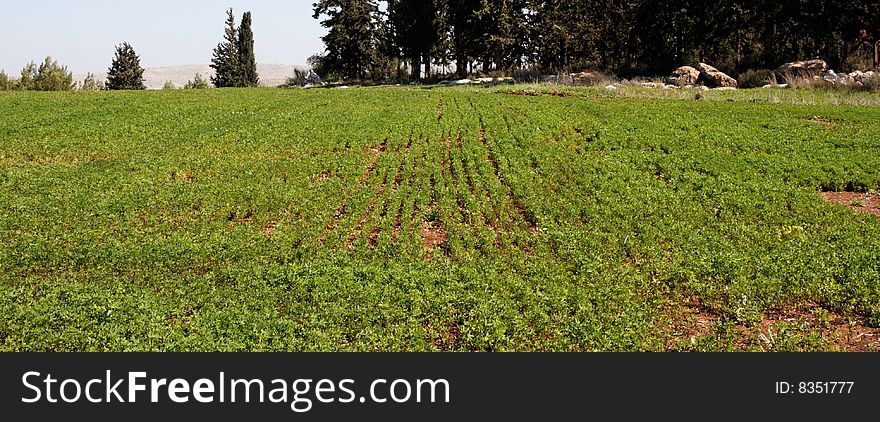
left=237, top=11, right=259, bottom=87
left=210, top=8, right=240, bottom=88
left=106, top=43, right=146, bottom=90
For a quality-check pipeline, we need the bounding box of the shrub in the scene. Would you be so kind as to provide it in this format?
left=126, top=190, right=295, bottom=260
left=738, top=69, right=771, bottom=88
left=80, top=73, right=104, bottom=91
left=280, top=69, right=308, bottom=87
left=184, top=74, right=210, bottom=89
left=307, top=54, right=329, bottom=80
left=13, top=57, right=74, bottom=91
left=776, top=69, right=828, bottom=89
left=512, top=68, right=543, bottom=84
left=0, top=71, right=11, bottom=91
left=163, top=81, right=176, bottom=90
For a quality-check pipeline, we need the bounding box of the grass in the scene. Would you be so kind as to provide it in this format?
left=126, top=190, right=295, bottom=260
left=1, top=86, right=879, bottom=351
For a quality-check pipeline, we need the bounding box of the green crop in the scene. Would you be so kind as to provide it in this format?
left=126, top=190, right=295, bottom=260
left=1, top=86, right=879, bottom=351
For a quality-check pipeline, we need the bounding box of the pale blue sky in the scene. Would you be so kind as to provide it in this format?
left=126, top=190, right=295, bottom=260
left=0, top=0, right=326, bottom=74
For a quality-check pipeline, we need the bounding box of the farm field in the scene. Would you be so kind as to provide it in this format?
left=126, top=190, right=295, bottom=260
left=1, top=86, right=880, bottom=351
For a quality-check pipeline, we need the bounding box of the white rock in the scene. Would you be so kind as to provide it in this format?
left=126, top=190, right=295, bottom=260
left=641, top=82, right=658, bottom=88
left=604, top=85, right=617, bottom=91
left=714, top=87, right=737, bottom=91
left=699, top=85, right=710, bottom=91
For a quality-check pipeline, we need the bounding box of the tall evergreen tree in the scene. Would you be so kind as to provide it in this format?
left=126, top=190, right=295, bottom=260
left=211, top=8, right=240, bottom=88
left=448, top=0, right=486, bottom=77
left=106, top=43, right=145, bottom=90
left=313, top=0, right=379, bottom=80
left=388, top=0, right=438, bottom=81
left=237, top=11, right=259, bottom=87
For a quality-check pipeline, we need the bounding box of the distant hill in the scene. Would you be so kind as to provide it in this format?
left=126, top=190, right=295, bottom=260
left=75, top=63, right=306, bottom=89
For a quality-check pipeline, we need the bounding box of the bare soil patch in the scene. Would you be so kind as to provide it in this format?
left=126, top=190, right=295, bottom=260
left=821, top=191, right=880, bottom=217
left=665, top=298, right=880, bottom=351
left=421, top=222, right=448, bottom=251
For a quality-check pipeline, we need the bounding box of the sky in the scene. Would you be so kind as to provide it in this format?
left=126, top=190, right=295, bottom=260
left=0, top=0, right=326, bottom=74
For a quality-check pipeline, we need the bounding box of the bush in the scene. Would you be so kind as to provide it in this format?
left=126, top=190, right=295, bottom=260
left=738, top=69, right=771, bottom=88
left=163, top=81, right=176, bottom=90
left=512, top=68, right=543, bottom=84
left=184, top=74, right=210, bottom=89
left=0, top=71, right=11, bottom=91
left=776, top=69, right=828, bottom=89
left=307, top=54, right=329, bottom=81
left=80, top=73, right=104, bottom=91
left=12, top=57, right=74, bottom=91
left=280, top=69, right=308, bottom=87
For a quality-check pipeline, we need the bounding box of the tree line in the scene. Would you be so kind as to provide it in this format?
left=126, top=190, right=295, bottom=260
left=1, top=9, right=258, bottom=91
left=312, top=0, right=880, bottom=81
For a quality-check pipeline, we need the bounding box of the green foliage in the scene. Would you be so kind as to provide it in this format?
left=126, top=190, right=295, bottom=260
left=314, top=0, right=880, bottom=81
left=0, top=70, right=11, bottom=91
left=163, top=81, right=176, bottom=90
left=2, top=87, right=880, bottom=351
left=6, top=57, right=74, bottom=91
left=211, top=8, right=241, bottom=88
left=80, top=73, right=104, bottom=91
left=313, top=0, right=379, bottom=80
left=33, top=57, right=74, bottom=91
left=738, top=69, right=772, bottom=89
left=237, top=11, right=259, bottom=87
left=281, top=69, right=308, bottom=87
left=183, top=74, right=210, bottom=89
left=106, top=42, right=146, bottom=90
left=211, top=8, right=259, bottom=87
left=18, top=62, right=36, bottom=90
left=307, top=54, right=329, bottom=80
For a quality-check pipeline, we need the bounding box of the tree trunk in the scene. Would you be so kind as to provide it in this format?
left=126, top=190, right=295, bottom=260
left=412, top=54, right=421, bottom=82
left=875, top=40, right=879, bottom=69
left=456, top=55, right=467, bottom=79
left=424, top=55, right=431, bottom=81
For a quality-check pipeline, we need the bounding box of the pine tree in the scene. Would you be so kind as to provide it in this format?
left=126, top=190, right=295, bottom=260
left=448, top=0, right=485, bottom=77
left=33, top=56, right=74, bottom=91
left=237, top=11, right=259, bottom=87
left=106, top=43, right=146, bottom=90
left=313, top=0, right=379, bottom=80
left=388, top=0, right=438, bottom=81
left=211, top=8, right=240, bottom=88
left=19, top=62, right=36, bottom=90
left=0, top=70, right=9, bottom=91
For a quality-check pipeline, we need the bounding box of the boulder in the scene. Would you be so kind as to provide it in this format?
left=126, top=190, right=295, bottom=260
left=849, top=70, right=876, bottom=85
left=775, top=59, right=828, bottom=80
left=439, top=79, right=473, bottom=85
left=823, top=70, right=854, bottom=86
left=570, top=71, right=605, bottom=86
left=667, top=66, right=700, bottom=86
left=696, top=63, right=738, bottom=88
left=604, top=85, right=617, bottom=92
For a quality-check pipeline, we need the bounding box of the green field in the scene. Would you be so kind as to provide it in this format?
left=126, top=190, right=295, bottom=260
left=2, top=86, right=880, bottom=351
